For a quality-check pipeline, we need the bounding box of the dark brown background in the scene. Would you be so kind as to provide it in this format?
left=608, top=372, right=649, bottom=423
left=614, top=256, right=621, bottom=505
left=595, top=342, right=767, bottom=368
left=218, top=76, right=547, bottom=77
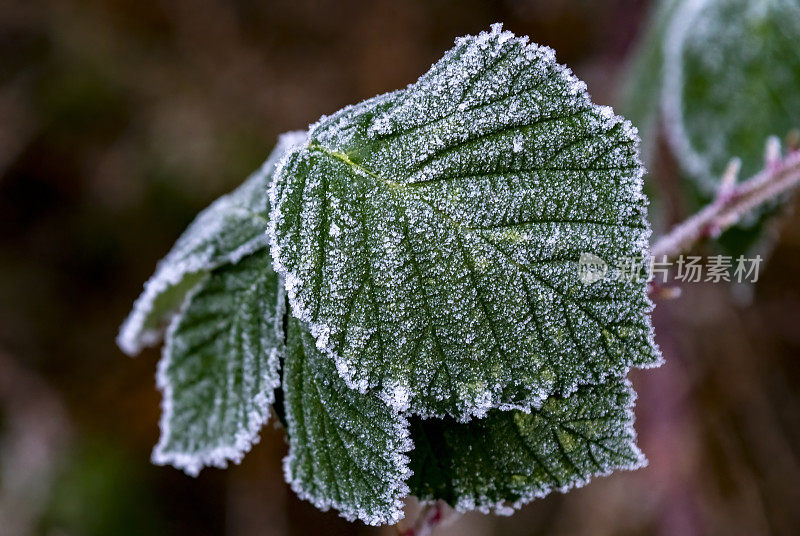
left=1, top=1, right=799, bottom=534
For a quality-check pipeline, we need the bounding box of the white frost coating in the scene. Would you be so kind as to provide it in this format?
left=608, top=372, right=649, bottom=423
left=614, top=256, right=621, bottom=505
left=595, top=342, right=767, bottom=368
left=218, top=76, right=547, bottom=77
left=380, top=380, right=412, bottom=412
left=117, top=23, right=664, bottom=523
left=469, top=378, right=646, bottom=516
left=151, top=283, right=204, bottom=476
left=152, top=252, right=285, bottom=476
left=413, top=377, right=646, bottom=516
left=268, top=24, right=660, bottom=421
left=118, top=130, right=306, bottom=356
left=153, top=338, right=282, bottom=476
left=282, top=416, right=412, bottom=526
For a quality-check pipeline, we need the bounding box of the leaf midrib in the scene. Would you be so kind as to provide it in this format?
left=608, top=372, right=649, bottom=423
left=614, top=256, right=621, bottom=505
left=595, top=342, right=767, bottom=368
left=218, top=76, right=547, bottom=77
left=307, top=141, right=636, bottom=234
left=306, top=141, right=642, bottom=355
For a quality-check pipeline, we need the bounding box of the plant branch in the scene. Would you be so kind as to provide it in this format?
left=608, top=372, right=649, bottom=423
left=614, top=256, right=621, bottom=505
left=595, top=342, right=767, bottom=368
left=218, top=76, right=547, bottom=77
left=399, top=501, right=453, bottom=536
left=651, top=137, right=800, bottom=259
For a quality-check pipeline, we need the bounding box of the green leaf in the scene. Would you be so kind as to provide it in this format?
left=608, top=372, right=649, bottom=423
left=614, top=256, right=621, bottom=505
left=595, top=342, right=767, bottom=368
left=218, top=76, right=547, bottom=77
left=270, top=24, right=659, bottom=420
left=625, top=0, right=800, bottom=258
left=664, top=0, right=800, bottom=191
left=118, top=131, right=305, bottom=356
left=282, top=318, right=411, bottom=525
left=408, top=378, right=644, bottom=513
left=152, top=250, right=284, bottom=475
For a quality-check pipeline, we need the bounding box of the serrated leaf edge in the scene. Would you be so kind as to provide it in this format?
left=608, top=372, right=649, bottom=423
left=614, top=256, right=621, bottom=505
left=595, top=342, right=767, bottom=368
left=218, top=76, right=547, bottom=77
left=281, top=418, right=413, bottom=526
left=416, top=376, right=647, bottom=516
left=281, top=322, right=414, bottom=525
left=150, top=274, right=286, bottom=476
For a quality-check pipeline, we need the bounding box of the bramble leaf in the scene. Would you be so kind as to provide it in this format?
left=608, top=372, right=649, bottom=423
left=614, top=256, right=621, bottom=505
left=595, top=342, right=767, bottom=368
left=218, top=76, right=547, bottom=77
left=270, top=24, right=659, bottom=420
left=408, top=378, right=644, bottom=513
left=120, top=25, right=662, bottom=524
left=118, top=131, right=305, bottom=355
left=152, top=250, right=284, bottom=475
left=282, top=318, right=412, bottom=525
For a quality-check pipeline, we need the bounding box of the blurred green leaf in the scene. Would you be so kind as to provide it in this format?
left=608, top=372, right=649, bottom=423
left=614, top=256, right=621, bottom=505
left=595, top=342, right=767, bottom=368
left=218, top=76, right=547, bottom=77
left=623, top=0, right=800, bottom=257
left=667, top=0, right=800, bottom=190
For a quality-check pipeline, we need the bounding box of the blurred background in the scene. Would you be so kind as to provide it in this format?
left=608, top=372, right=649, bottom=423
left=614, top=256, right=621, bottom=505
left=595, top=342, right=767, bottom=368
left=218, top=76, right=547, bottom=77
left=1, top=0, right=799, bottom=534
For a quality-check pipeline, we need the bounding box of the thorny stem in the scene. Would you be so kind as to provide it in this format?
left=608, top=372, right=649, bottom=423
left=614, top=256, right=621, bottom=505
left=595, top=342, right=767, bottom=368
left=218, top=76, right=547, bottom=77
left=398, top=501, right=452, bottom=536
left=650, top=137, right=800, bottom=259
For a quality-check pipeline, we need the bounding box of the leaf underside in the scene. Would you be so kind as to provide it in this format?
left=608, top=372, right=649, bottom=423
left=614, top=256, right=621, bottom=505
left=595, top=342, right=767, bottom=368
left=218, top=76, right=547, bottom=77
left=270, top=24, right=658, bottom=420
left=152, top=250, right=284, bottom=476
left=118, top=131, right=305, bottom=356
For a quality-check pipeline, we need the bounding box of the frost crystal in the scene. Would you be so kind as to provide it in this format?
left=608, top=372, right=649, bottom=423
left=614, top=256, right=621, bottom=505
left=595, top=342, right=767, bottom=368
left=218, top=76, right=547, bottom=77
left=118, top=131, right=305, bottom=355
left=269, top=24, right=660, bottom=420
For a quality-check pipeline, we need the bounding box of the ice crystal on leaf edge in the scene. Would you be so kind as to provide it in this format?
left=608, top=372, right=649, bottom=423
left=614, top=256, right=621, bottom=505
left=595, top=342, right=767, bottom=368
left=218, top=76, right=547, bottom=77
left=151, top=250, right=285, bottom=475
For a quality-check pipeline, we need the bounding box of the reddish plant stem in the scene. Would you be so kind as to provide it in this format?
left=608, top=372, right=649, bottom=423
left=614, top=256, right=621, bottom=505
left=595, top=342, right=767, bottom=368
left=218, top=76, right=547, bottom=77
left=651, top=142, right=800, bottom=260
left=399, top=501, right=451, bottom=536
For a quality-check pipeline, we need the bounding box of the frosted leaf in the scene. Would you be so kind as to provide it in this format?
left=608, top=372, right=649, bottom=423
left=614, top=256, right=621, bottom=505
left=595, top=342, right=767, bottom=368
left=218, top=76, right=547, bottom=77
left=152, top=250, right=283, bottom=476
left=270, top=24, right=659, bottom=420
left=282, top=317, right=412, bottom=526
left=663, top=0, right=800, bottom=191
left=408, top=377, right=645, bottom=513
left=118, top=131, right=306, bottom=356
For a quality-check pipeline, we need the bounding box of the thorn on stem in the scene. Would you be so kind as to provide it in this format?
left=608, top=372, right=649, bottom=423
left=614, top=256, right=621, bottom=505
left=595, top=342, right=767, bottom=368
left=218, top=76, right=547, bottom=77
left=706, top=222, right=723, bottom=239
left=765, top=135, right=782, bottom=170
left=651, top=136, right=800, bottom=260
left=718, top=157, right=740, bottom=200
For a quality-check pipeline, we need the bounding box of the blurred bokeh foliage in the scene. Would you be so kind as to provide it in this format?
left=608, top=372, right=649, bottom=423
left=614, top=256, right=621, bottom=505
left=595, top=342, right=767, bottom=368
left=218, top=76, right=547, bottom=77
left=40, top=440, right=166, bottom=536
left=623, top=0, right=800, bottom=259
left=1, top=1, right=800, bottom=535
